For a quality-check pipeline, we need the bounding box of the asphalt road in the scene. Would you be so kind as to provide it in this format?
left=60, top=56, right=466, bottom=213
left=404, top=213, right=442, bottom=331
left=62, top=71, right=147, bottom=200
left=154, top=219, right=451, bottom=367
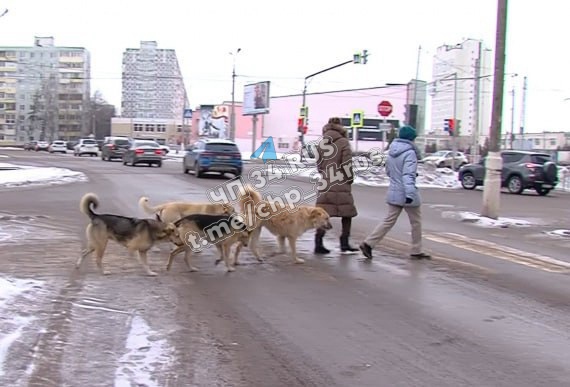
left=1, top=150, right=570, bottom=387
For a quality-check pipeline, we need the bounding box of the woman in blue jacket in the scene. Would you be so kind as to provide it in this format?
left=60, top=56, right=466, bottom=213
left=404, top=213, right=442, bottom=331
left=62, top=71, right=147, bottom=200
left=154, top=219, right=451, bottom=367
left=359, top=125, right=431, bottom=260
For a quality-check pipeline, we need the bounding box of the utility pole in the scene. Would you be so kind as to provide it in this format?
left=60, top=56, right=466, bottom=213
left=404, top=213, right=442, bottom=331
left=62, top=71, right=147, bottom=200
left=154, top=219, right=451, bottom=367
left=451, top=72, right=458, bottom=170
left=229, top=48, right=241, bottom=141
left=471, top=40, right=482, bottom=163
left=520, top=76, right=527, bottom=146
left=413, top=45, right=421, bottom=106
left=510, top=86, right=515, bottom=149
left=481, top=0, right=509, bottom=219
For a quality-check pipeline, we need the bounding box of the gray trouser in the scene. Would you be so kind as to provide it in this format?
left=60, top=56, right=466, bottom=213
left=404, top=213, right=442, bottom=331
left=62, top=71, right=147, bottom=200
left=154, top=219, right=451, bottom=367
left=364, top=204, right=422, bottom=255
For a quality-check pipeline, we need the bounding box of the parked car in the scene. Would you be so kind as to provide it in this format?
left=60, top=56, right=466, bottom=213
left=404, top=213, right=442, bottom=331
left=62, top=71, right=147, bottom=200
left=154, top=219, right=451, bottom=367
left=183, top=139, right=242, bottom=178
left=122, top=140, right=163, bottom=167
left=421, top=150, right=468, bottom=169
left=74, top=138, right=99, bottom=157
left=458, top=150, right=559, bottom=196
left=101, top=137, right=132, bottom=161
left=49, top=140, right=67, bottom=154
left=24, top=141, right=37, bottom=151
left=35, top=141, right=50, bottom=152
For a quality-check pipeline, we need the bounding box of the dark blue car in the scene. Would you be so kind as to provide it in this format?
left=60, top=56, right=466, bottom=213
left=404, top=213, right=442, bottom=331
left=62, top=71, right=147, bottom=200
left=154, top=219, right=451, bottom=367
left=183, top=139, right=243, bottom=178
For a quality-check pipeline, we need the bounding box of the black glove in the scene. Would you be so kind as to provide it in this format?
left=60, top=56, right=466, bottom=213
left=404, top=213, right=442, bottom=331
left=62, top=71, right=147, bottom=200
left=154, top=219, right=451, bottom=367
left=405, top=197, right=413, bottom=204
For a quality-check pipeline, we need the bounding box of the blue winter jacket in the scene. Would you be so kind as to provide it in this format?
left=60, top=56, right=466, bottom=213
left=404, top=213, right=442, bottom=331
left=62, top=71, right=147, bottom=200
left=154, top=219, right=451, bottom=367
left=385, top=138, right=421, bottom=207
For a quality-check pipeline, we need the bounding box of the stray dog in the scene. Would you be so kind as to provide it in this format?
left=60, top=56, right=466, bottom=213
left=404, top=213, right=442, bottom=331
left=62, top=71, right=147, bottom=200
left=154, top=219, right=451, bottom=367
left=139, top=196, right=234, bottom=224
left=167, top=213, right=252, bottom=273
left=77, top=193, right=178, bottom=276
left=234, top=185, right=332, bottom=265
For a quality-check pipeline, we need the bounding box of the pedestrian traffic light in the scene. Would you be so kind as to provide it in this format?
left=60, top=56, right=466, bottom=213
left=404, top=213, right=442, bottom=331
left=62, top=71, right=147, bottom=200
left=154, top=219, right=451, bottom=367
left=353, top=52, right=361, bottom=64
left=300, top=106, right=308, bottom=118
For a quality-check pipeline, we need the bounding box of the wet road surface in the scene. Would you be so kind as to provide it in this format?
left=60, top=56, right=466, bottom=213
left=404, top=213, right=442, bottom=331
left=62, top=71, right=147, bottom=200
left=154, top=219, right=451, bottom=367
left=1, top=150, right=570, bottom=386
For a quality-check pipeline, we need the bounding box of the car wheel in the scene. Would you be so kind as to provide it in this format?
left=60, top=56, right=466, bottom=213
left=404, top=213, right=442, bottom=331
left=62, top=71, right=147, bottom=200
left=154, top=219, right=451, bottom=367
left=183, top=164, right=189, bottom=174
left=507, top=175, right=524, bottom=194
left=156, top=162, right=162, bottom=168
left=123, top=159, right=127, bottom=165
left=461, top=172, right=477, bottom=190
left=194, top=162, right=203, bottom=178
left=536, top=186, right=552, bottom=196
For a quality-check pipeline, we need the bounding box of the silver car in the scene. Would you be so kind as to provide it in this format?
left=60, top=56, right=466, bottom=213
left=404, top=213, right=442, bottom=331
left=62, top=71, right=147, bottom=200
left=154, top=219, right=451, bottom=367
left=122, top=140, right=163, bottom=167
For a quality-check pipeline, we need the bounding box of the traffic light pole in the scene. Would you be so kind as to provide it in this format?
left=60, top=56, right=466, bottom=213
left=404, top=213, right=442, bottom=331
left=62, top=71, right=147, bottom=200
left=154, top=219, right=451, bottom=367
left=298, top=59, right=356, bottom=151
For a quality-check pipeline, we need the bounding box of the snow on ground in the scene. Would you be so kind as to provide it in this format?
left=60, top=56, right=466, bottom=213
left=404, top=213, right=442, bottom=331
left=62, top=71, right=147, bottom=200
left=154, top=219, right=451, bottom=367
left=544, top=229, right=570, bottom=238
left=0, top=277, right=44, bottom=377
left=0, top=163, right=87, bottom=188
left=114, top=315, right=174, bottom=387
left=557, top=166, right=570, bottom=192
left=0, top=147, right=23, bottom=151
left=441, top=211, right=535, bottom=228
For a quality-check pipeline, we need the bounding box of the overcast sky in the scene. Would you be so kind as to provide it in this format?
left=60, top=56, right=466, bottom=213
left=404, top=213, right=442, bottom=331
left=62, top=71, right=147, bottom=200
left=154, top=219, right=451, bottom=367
left=1, top=0, right=568, bottom=133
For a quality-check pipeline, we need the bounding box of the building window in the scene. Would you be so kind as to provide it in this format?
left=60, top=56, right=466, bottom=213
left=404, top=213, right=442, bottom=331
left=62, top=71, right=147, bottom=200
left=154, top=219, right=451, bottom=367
left=550, top=139, right=556, bottom=146
left=156, top=124, right=166, bottom=132
left=177, top=125, right=182, bottom=132
left=134, top=123, right=144, bottom=132
left=145, top=124, right=155, bottom=132
left=534, top=139, right=540, bottom=145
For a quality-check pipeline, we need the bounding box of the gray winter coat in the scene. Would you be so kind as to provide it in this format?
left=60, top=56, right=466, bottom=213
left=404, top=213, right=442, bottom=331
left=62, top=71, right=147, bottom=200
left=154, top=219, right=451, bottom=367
left=385, top=138, right=421, bottom=207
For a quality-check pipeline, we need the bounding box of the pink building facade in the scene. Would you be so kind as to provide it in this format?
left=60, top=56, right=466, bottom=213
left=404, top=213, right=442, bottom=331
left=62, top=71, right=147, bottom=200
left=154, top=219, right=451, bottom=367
left=239, top=81, right=426, bottom=153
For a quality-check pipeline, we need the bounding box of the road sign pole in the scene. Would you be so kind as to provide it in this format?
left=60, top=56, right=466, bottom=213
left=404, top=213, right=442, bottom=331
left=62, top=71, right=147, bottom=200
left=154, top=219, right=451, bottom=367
left=353, top=126, right=358, bottom=153
left=251, top=114, right=258, bottom=155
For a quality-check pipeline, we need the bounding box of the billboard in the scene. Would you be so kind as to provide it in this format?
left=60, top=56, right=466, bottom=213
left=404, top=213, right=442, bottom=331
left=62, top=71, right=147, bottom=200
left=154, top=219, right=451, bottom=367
left=243, top=81, right=270, bottom=116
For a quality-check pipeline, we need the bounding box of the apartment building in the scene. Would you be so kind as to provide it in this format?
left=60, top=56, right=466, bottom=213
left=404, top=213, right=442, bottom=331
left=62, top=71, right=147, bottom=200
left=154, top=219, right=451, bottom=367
left=121, top=41, right=187, bottom=119
left=0, top=36, right=90, bottom=143
left=430, top=38, right=493, bottom=144
left=110, top=117, right=186, bottom=146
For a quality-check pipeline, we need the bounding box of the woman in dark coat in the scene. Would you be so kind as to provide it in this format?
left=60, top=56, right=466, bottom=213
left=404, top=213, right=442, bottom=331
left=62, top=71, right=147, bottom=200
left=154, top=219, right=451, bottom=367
left=314, top=117, right=358, bottom=254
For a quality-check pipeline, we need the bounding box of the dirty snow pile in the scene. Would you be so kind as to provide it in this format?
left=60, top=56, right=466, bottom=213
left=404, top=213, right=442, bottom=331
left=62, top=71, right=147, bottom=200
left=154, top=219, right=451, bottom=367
left=0, top=162, right=87, bottom=188
left=441, top=211, right=534, bottom=228
left=557, top=166, right=570, bottom=192
left=349, top=163, right=460, bottom=189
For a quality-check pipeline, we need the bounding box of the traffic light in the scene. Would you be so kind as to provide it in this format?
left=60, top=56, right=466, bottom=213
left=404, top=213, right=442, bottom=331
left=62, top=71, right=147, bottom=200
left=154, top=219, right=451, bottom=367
left=300, top=106, right=308, bottom=117
left=362, top=50, right=368, bottom=64
left=443, top=119, right=450, bottom=132
left=456, top=119, right=461, bottom=135
left=297, top=116, right=307, bottom=134
left=353, top=52, right=361, bottom=64
left=448, top=118, right=455, bottom=136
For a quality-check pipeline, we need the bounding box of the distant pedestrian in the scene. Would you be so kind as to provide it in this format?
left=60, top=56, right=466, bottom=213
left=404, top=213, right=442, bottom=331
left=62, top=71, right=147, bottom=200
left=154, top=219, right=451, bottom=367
left=314, top=117, right=358, bottom=254
left=359, top=125, right=431, bottom=260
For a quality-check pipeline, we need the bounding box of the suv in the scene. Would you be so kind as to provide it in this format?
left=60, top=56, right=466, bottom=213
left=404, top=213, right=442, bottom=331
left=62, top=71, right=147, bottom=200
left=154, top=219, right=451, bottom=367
left=101, top=137, right=131, bottom=161
left=49, top=140, right=67, bottom=154
left=74, top=138, right=99, bottom=157
left=183, top=139, right=242, bottom=178
left=421, top=150, right=468, bottom=169
left=458, top=151, right=559, bottom=196
left=35, top=141, right=50, bottom=152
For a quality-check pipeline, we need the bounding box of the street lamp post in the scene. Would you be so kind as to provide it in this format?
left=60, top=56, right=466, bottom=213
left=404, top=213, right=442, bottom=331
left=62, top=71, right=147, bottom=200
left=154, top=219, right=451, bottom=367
left=229, top=48, right=241, bottom=141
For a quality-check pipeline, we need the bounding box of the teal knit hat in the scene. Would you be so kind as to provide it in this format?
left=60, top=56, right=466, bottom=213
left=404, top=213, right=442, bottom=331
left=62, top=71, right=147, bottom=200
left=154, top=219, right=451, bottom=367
left=398, top=125, right=417, bottom=141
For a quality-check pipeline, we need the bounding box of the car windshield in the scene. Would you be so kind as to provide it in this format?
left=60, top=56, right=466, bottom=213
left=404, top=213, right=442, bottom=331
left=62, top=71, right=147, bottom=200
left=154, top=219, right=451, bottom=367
left=205, top=143, right=239, bottom=152
left=530, top=154, right=551, bottom=165
left=115, top=139, right=130, bottom=146
left=134, top=141, right=159, bottom=148
left=53, top=141, right=65, bottom=145
left=431, top=151, right=448, bottom=157
left=82, top=139, right=97, bottom=144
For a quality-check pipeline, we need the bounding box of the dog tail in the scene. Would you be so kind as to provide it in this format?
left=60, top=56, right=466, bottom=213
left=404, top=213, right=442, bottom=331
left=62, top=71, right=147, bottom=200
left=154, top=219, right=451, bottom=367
left=80, top=193, right=99, bottom=220
left=139, top=196, right=162, bottom=215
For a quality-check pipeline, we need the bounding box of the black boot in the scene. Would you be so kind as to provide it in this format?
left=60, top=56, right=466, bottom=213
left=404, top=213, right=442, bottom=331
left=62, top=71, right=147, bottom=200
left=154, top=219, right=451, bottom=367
left=340, top=236, right=358, bottom=254
left=314, top=229, right=330, bottom=254
left=340, top=217, right=358, bottom=253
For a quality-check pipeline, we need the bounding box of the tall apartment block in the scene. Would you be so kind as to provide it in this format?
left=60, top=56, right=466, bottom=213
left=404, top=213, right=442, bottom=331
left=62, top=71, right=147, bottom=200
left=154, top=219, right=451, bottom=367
left=121, top=41, right=187, bottom=119
left=430, top=38, right=493, bottom=143
left=0, top=36, right=91, bottom=143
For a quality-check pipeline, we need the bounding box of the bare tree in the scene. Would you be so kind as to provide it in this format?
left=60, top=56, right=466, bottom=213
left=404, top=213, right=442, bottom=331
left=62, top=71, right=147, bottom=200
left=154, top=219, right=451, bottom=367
left=87, top=91, right=116, bottom=139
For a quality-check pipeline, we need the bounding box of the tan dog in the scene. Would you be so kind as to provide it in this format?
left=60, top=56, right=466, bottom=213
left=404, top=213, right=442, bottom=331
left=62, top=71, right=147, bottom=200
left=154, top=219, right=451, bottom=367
left=139, top=196, right=234, bottom=224
left=77, top=193, right=178, bottom=276
left=234, top=185, right=332, bottom=265
left=167, top=213, right=252, bottom=273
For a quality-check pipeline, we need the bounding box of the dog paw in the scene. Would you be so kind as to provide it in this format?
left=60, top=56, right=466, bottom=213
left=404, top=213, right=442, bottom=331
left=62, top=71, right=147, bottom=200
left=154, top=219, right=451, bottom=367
left=102, top=270, right=111, bottom=276
left=294, top=258, right=305, bottom=264
left=234, top=260, right=241, bottom=266
left=147, top=271, right=158, bottom=277
left=189, top=266, right=199, bottom=272
left=227, top=267, right=236, bottom=272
